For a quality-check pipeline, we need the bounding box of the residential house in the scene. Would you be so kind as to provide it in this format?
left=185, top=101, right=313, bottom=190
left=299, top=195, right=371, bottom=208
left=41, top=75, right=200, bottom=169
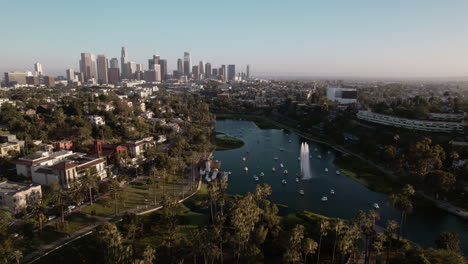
left=0, top=181, right=42, bottom=214
left=123, top=137, right=155, bottom=158
left=87, top=115, right=106, bottom=126
left=52, top=140, right=73, bottom=150
left=0, top=142, right=21, bottom=157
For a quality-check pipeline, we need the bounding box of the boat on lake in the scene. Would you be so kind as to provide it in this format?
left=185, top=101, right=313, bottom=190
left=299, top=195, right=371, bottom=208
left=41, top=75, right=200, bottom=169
left=324, top=168, right=328, bottom=172
left=373, top=203, right=380, bottom=209
left=321, top=196, right=328, bottom=202
left=260, top=172, right=265, bottom=177
left=330, top=189, right=335, bottom=195
left=283, top=170, right=289, bottom=174
left=282, top=179, right=287, bottom=185
left=244, top=167, right=248, bottom=171
left=299, top=190, right=304, bottom=195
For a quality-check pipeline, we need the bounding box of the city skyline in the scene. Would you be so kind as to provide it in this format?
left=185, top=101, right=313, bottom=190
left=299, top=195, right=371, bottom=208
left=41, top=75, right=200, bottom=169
left=1, top=0, right=468, bottom=78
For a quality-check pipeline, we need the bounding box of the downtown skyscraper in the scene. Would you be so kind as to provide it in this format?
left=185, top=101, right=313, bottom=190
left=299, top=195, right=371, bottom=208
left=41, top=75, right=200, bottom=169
left=34, top=62, right=43, bottom=76
left=96, top=54, right=108, bottom=84
left=110, top=58, right=119, bottom=69
left=228, top=64, right=236, bottom=81
left=205, top=63, right=212, bottom=79
left=177, top=58, right=184, bottom=77
left=183, top=52, right=191, bottom=78
left=121, top=47, right=128, bottom=79
left=80, top=53, right=96, bottom=81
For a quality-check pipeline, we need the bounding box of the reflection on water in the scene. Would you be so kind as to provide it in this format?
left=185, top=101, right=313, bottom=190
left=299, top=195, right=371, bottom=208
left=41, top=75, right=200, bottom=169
left=214, top=120, right=468, bottom=253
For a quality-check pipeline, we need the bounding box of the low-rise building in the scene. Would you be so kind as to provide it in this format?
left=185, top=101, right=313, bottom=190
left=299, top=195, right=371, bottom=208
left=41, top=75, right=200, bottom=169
left=0, top=142, right=21, bottom=157
left=357, top=110, right=466, bottom=133
left=52, top=140, right=73, bottom=150
left=13, top=150, right=108, bottom=189
left=0, top=181, right=42, bottom=214
left=327, top=87, right=357, bottom=104
left=87, top=115, right=106, bottom=126
left=123, top=137, right=155, bottom=157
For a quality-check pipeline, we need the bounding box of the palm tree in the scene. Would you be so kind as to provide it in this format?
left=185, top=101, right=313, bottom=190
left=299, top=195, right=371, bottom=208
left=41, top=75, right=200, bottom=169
left=81, top=168, right=98, bottom=205
left=316, top=220, right=329, bottom=264
left=384, top=220, right=398, bottom=264
left=109, top=180, right=122, bottom=216
left=11, top=250, right=22, bottom=264
left=331, top=219, right=345, bottom=264
left=372, top=233, right=386, bottom=263
left=49, top=182, right=68, bottom=224
left=302, top=237, right=318, bottom=264
left=69, top=182, right=86, bottom=210
left=29, top=200, right=47, bottom=232
left=364, top=210, right=380, bottom=264
left=150, top=167, right=158, bottom=205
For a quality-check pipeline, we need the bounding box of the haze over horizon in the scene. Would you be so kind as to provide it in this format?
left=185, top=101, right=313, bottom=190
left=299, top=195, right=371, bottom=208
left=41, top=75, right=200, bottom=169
left=1, top=0, right=468, bottom=79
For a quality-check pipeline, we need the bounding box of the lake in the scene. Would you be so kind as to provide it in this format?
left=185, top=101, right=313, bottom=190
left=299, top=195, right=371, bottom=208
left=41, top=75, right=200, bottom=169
left=214, top=119, right=468, bottom=253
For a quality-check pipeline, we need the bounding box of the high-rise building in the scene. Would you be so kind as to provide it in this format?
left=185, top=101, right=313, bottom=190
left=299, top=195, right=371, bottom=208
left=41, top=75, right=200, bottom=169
left=110, top=58, right=119, bottom=69
left=159, top=59, right=167, bottom=81
left=221, top=65, right=227, bottom=80
left=66, top=69, right=75, bottom=82
left=80, top=53, right=96, bottom=81
left=108, top=68, right=120, bottom=84
left=75, top=72, right=84, bottom=83
left=144, top=64, right=161, bottom=83
left=34, top=62, right=43, bottom=76
left=199, top=61, right=204, bottom=75
left=121, top=47, right=128, bottom=79
left=212, top=68, right=218, bottom=77
left=205, top=63, right=212, bottom=79
left=246, top=65, right=250, bottom=79
left=148, top=55, right=160, bottom=70
left=26, top=76, right=39, bottom=86
left=43, top=76, right=55, bottom=88
left=227, top=65, right=236, bottom=81
left=127, top=62, right=136, bottom=79
left=183, top=52, right=191, bottom=77
left=136, top=63, right=144, bottom=72
left=192, top=66, right=199, bottom=80
left=177, top=58, right=184, bottom=77
left=4, top=72, right=28, bottom=85
left=96, top=55, right=108, bottom=84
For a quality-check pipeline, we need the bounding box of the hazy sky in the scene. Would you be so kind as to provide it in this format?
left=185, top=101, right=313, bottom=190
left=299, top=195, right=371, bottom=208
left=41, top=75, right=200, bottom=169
left=1, top=0, right=467, bottom=78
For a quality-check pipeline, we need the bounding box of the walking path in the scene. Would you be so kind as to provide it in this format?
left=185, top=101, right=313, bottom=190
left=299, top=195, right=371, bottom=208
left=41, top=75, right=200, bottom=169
left=23, top=171, right=203, bottom=264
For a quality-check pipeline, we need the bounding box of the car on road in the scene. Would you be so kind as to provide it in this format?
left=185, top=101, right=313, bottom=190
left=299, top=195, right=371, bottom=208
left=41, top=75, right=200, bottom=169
left=67, top=205, right=76, bottom=210
left=47, top=215, right=56, bottom=221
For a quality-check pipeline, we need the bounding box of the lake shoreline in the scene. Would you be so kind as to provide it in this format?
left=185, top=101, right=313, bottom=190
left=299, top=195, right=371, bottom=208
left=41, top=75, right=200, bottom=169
left=215, top=114, right=468, bottom=221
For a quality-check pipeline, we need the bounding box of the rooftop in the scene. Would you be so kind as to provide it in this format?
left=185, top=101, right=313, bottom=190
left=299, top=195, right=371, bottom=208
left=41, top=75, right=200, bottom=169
left=0, top=181, right=39, bottom=194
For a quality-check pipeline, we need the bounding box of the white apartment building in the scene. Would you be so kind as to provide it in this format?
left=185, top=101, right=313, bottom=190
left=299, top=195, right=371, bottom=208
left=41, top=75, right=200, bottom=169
left=357, top=111, right=466, bottom=133
left=13, top=150, right=108, bottom=189
left=0, top=181, right=42, bottom=214
left=326, top=87, right=358, bottom=104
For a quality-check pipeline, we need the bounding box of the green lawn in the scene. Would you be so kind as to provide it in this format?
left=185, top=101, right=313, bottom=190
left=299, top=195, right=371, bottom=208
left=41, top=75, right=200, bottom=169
left=215, top=135, right=244, bottom=150
left=334, top=155, right=401, bottom=194
left=81, top=178, right=190, bottom=217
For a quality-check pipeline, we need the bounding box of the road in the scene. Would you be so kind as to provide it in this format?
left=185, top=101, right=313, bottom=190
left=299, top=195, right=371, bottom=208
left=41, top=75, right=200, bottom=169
left=22, top=166, right=203, bottom=264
